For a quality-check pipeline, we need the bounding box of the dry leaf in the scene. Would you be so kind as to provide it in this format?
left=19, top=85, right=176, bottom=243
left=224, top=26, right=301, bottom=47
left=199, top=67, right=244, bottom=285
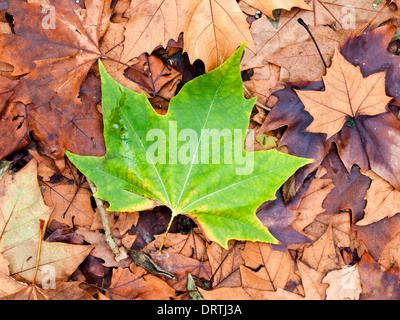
left=242, top=0, right=311, bottom=18
left=183, top=0, right=256, bottom=71
left=322, top=265, right=362, bottom=300
left=357, top=170, right=400, bottom=226
left=301, top=225, right=344, bottom=274
left=295, top=49, right=392, bottom=139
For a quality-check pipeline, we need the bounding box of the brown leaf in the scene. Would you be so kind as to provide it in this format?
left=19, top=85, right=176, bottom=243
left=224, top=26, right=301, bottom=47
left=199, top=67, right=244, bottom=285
left=295, top=50, right=391, bottom=139
left=357, top=170, right=400, bottom=226
left=143, top=228, right=208, bottom=261
left=322, top=265, right=362, bottom=300
left=148, top=250, right=212, bottom=292
left=358, top=252, right=400, bottom=300
left=240, top=242, right=296, bottom=291
left=207, top=241, right=244, bottom=288
left=106, top=264, right=177, bottom=300
left=301, top=225, right=344, bottom=274
left=118, top=0, right=191, bottom=64
left=0, top=0, right=110, bottom=163
left=241, top=0, right=398, bottom=70
left=291, top=172, right=334, bottom=232
left=267, top=26, right=357, bottom=82
left=341, top=25, right=400, bottom=105
left=242, top=0, right=311, bottom=18
left=183, top=0, right=256, bottom=72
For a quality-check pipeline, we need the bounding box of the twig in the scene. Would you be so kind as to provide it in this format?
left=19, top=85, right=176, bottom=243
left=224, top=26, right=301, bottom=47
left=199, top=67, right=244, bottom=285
left=356, top=0, right=389, bottom=37
left=86, top=178, right=128, bottom=262
left=243, top=85, right=272, bottom=111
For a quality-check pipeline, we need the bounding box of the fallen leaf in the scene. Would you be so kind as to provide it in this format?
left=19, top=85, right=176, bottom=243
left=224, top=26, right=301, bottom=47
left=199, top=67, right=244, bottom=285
left=291, top=172, right=334, bottom=232
left=303, top=212, right=351, bottom=248
left=357, top=170, right=400, bottom=226
left=296, top=260, right=327, bottom=300
left=0, top=0, right=110, bottom=164
left=322, top=265, right=361, bottom=300
left=301, top=225, right=344, bottom=274
left=0, top=160, right=93, bottom=283
left=267, top=26, right=357, bottom=82
left=357, top=252, right=400, bottom=300
left=106, top=263, right=177, bottom=300
left=147, top=250, right=212, bottom=292
left=354, top=214, right=400, bottom=261
left=143, top=228, right=208, bottom=261
left=260, top=82, right=331, bottom=190
left=67, top=45, right=310, bottom=248
left=117, top=0, right=191, bottom=64
left=183, top=0, right=256, bottom=71
left=240, top=242, right=296, bottom=291
left=295, top=49, right=392, bottom=139
left=341, top=25, right=400, bottom=105
left=242, top=0, right=398, bottom=70
left=207, top=241, right=244, bottom=288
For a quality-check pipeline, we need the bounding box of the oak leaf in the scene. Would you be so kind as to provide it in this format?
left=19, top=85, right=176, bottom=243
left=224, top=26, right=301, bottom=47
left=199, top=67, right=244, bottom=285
left=295, top=49, right=392, bottom=139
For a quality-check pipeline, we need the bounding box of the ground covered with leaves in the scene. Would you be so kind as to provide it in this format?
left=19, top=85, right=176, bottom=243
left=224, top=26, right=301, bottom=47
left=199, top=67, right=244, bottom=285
left=1, top=0, right=400, bottom=301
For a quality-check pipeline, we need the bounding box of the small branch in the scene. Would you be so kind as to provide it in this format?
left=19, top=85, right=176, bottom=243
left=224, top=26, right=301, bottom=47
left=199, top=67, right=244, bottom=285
left=86, top=178, right=128, bottom=262
left=243, top=85, right=272, bottom=111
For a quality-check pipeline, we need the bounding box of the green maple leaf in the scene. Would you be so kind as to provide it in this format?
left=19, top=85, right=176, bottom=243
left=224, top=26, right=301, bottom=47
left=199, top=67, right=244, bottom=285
left=66, top=44, right=311, bottom=248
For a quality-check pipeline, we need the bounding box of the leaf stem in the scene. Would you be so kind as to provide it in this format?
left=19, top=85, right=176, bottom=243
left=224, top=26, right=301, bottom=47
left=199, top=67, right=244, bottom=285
left=297, top=18, right=328, bottom=70
left=158, top=211, right=177, bottom=252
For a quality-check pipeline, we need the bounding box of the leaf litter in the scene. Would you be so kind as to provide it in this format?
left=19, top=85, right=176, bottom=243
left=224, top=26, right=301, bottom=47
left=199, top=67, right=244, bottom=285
left=1, top=0, right=400, bottom=301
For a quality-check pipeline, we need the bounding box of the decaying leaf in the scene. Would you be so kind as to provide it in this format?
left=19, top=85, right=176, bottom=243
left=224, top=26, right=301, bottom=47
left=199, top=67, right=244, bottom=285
left=357, top=170, right=400, bottom=226
left=295, top=50, right=391, bottom=139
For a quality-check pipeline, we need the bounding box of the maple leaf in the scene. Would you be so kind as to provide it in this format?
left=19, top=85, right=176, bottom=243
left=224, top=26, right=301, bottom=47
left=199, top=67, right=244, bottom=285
left=0, top=160, right=93, bottom=284
left=319, top=149, right=370, bottom=222
left=183, top=0, right=256, bottom=72
left=295, top=49, right=392, bottom=139
left=341, top=25, right=400, bottom=105
left=301, top=225, right=344, bottom=274
left=240, top=242, right=296, bottom=291
left=115, top=0, right=191, bottom=65
left=357, top=170, right=400, bottom=226
left=67, top=44, right=311, bottom=248
left=106, top=263, right=176, bottom=300
left=206, top=241, right=244, bottom=288
left=0, top=0, right=110, bottom=164
left=260, top=82, right=331, bottom=189
left=354, top=214, right=400, bottom=262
